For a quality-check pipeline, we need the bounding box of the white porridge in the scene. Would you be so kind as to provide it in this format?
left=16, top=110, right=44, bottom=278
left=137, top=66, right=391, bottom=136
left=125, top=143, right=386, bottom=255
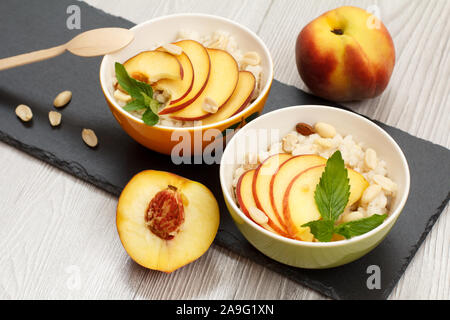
left=112, top=30, right=263, bottom=127
left=233, top=121, right=398, bottom=241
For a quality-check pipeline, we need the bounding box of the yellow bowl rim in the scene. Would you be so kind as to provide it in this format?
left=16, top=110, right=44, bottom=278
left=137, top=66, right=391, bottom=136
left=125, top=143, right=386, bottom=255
left=219, top=105, right=411, bottom=248
left=99, top=13, right=274, bottom=132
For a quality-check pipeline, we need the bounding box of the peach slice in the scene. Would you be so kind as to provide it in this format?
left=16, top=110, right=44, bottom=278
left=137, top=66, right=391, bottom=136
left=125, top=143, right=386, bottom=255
left=283, top=165, right=369, bottom=240
left=170, top=48, right=239, bottom=121
left=116, top=170, right=219, bottom=273
left=153, top=50, right=194, bottom=104
left=236, top=169, right=277, bottom=234
left=123, top=50, right=183, bottom=83
left=270, top=155, right=327, bottom=226
left=159, top=40, right=211, bottom=114
left=201, top=71, right=256, bottom=125
left=253, top=153, right=292, bottom=235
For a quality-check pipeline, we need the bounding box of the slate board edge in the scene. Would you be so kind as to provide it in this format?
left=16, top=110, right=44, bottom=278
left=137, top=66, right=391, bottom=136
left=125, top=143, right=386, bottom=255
left=0, top=128, right=338, bottom=299
left=80, top=3, right=450, bottom=300
left=2, top=116, right=449, bottom=301
left=1, top=1, right=448, bottom=300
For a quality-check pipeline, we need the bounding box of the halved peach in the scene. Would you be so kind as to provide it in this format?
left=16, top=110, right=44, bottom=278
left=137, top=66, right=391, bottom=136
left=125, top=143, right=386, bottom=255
left=253, top=153, right=292, bottom=235
left=283, top=165, right=369, bottom=241
left=116, top=170, right=219, bottom=273
left=169, top=48, right=239, bottom=121
left=270, top=155, right=327, bottom=226
left=236, top=169, right=277, bottom=234
left=201, top=71, right=255, bottom=125
left=159, top=40, right=211, bottom=114
left=153, top=50, right=194, bottom=104
left=124, top=50, right=183, bottom=83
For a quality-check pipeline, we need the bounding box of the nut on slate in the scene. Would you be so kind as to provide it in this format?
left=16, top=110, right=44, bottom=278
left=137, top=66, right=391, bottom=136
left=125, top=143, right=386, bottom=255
left=82, top=129, right=98, bottom=148
left=48, top=111, right=62, bottom=127
left=53, top=90, right=72, bottom=108
left=15, top=104, right=33, bottom=122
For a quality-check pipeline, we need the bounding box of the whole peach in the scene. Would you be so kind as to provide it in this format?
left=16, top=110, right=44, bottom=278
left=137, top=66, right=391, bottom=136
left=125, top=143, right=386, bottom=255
left=295, top=6, right=395, bottom=101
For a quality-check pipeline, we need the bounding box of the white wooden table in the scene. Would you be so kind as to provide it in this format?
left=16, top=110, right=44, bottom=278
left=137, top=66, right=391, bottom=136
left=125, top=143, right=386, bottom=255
left=0, top=0, right=448, bottom=299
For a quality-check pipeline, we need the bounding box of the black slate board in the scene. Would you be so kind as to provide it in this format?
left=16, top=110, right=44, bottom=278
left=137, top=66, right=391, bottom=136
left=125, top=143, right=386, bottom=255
left=0, top=0, right=449, bottom=300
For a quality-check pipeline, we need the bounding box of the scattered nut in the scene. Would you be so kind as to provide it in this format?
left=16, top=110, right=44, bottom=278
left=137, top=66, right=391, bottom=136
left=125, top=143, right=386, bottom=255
left=361, top=184, right=382, bottom=204
left=314, top=122, right=336, bottom=138
left=202, top=97, right=219, bottom=114
left=364, top=148, right=378, bottom=170
left=243, top=153, right=259, bottom=170
left=154, top=90, right=171, bottom=104
left=48, top=111, right=62, bottom=127
left=114, top=89, right=132, bottom=103
left=248, top=207, right=269, bottom=225
left=373, top=175, right=397, bottom=193
left=234, top=167, right=246, bottom=180
left=282, top=133, right=298, bottom=152
left=244, top=152, right=258, bottom=165
left=162, top=43, right=183, bottom=56
left=242, top=51, right=261, bottom=66
left=53, top=90, right=72, bottom=108
left=15, top=104, right=33, bottom=122
left=81, top=129, right=98, bottom=148
left=296, top=122, right=315, bottom=136
left=314, top=137, right=333, bottom=149
left=341, top=211, right=364, bottom=223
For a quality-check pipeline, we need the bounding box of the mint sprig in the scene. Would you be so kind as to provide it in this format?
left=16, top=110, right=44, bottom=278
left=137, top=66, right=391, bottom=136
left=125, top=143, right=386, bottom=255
left=302, top=220, right=335, bottom=242
left=115, top=62, right=160, bottom=126
left=334, top=214, right=387, bottom=239
left=302, top=151, right=388, bottom=242
left=314, top=151, right=350, bottom=221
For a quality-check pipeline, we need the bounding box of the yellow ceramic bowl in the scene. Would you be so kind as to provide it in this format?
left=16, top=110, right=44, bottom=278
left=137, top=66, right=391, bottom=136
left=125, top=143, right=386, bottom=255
left=100, top=14, right=274, bottom=155
left=220, top=106, right=410, bottom=269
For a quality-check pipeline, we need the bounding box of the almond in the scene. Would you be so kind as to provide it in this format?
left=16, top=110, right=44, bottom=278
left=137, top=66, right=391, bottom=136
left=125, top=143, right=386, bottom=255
left=202, top=97, right=219, bottom=114
left=53, top=90, right=72, bottom=108
left=15, top=104, right=33, bottom=122
left=162, top=43, right=183, bottom=56
left=81, top=129, right=98, bottom=148
left=314, top=122, right=336, bottom=138
left=295, top=122, right=314, bottom=136
left=48, top=111, right=62, bottom=127
left=242, top=51, right=261, bottom=66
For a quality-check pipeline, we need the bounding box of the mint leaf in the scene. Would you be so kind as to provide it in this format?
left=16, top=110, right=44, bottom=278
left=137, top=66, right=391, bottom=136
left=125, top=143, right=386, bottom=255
left=302, top=220, right=335, bottom=242
left=115, top=62, right=160, bottom=126
left=142, top=108, right=159, bottom=126
left=123, top=100, right=147, bottom=112
left=115, top=62, right=154, bottom=100
left=301, top=151, right=351, bottom=242
left=133, top=79, right=153, bottom=98
left=141, top=92, right=160, bottom=114
left=314, top=151, right=350, bottom=222
left=335, top=214, right=388, bottom=239
left=149, top=99, right=160, bottom=115
left=303, top=152, right=387, bottom=242
left=115, top=62, right=145, bottom=100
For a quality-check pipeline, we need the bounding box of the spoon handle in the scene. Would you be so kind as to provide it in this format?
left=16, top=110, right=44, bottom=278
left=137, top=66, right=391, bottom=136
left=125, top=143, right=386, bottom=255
left=0, top=44, right=66, bottom=71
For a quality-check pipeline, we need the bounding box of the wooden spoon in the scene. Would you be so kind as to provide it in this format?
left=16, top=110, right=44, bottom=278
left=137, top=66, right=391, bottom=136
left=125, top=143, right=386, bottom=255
left=0, top=28, right=134, bottom=71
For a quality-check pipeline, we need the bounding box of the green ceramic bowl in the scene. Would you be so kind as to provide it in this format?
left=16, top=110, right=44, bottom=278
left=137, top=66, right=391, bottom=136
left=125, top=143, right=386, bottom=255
left=219, top=105, right=410, bottom=269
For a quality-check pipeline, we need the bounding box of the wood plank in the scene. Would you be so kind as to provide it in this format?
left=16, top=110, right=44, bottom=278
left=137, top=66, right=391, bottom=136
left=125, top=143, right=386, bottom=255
left=84, top=0, right=271, bottom=32
left=0, top=144, right=144, bottom=299
left=252, top=0, right=450, bottom=300
left=0, top=0, right=448, bottom=300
